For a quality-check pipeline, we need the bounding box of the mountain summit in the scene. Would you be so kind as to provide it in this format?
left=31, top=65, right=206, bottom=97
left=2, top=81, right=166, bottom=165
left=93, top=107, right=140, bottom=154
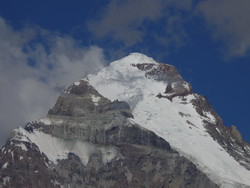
left=1, top=53, right=250, bottom=187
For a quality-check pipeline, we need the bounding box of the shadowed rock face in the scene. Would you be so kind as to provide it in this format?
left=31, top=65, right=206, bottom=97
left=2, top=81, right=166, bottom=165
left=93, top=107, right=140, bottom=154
left=0, top=80, right=218, bottom=188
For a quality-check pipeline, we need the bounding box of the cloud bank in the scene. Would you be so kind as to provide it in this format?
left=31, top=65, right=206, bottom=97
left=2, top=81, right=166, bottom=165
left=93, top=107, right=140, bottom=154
left=0, top=17, right=106, bottom=146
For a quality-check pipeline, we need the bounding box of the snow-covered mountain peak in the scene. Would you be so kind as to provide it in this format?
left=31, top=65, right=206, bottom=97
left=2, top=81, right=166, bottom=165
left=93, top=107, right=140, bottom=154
left=115, top=52, right=159, bottom=65
left=86, top=53, right=250, bottom=187
left=1, top=53, right=250, bottom=187
left=88, top=53, right=191, bottom=109
left=108, top=52, right=175, bottom=75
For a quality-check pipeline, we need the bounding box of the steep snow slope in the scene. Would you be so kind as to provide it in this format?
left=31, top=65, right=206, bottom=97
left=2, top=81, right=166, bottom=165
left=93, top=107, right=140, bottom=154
left=88, top=53, right=250, bottom=187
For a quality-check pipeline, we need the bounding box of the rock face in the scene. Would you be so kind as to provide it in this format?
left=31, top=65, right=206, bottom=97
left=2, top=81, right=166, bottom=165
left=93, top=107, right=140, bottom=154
left=0, top=53, right=249, bottom=187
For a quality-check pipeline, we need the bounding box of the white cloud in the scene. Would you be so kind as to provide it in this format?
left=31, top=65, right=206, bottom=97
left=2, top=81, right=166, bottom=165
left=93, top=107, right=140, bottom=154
left=197, top=0, right=250, bottom=58
left=0, top=17, right=106, bottom=146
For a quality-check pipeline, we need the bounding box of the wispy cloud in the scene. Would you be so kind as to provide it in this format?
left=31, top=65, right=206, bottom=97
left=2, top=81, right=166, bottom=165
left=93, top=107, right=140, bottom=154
left=87, top=0, right=192, bottom=49
left=197, top=0, right=250, bottom=58
left=88, top=0, right=250, bottom=60
left=0, top=17, right=106, bottom=146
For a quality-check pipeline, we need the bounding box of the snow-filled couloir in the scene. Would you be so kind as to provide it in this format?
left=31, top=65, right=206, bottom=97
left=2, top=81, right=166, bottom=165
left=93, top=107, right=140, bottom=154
left=85, top=53, right=250, bottom=187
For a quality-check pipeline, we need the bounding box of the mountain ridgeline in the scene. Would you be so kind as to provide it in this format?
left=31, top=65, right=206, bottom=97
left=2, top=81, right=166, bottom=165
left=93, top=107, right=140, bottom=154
left=0, top=53, right=250, bottom=187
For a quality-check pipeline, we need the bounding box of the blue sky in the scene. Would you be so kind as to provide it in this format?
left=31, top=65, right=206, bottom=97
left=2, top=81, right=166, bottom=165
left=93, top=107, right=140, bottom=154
left=0, top=0, right=250, bottom=145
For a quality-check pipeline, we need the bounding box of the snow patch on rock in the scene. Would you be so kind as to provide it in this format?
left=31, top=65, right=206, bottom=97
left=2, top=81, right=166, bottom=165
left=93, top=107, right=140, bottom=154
left=100, top=147, right=120, bottom=163
left=74, top=81, right=80, bottom=86
left=39, top=118, right=52, bottom=125
left=15, top=143, right=28, bottom=151
left=91, top=95, right=100, bottom=105
left=2, top=162, right=8, bottom=169
left=3, top=176, right=10, bottom=186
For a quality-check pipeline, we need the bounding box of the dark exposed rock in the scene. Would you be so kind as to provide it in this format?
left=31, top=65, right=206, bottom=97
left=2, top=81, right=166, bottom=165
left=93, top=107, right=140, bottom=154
left=119, top=111, right=134, bottom=118
left=66, top=80, right=99, bottom=96
left=229, top=125, right=243, bottom=144
left=0, top=140, right=58, bottom=188
left=133, top=63, right=192, bottom=101
left=102, top=101, right=130, bottom=112
left=48, top=80, right=131, bottom=118
left=132, top=63, right=180, bottom=82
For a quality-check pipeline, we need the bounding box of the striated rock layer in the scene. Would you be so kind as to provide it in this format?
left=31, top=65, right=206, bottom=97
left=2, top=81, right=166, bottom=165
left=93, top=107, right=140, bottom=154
left=0, top=53, right=249, bottom=187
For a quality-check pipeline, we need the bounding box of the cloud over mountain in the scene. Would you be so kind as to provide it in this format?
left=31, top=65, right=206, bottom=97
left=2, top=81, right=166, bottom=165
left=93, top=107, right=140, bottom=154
left=0, top=17, right=106, bottom=146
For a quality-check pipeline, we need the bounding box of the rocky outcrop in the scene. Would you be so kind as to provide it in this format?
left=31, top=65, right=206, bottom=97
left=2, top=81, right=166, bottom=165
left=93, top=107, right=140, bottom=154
left=0, top=140, right=57, bottom=188
left=132, top=63, right=192, bottom=101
